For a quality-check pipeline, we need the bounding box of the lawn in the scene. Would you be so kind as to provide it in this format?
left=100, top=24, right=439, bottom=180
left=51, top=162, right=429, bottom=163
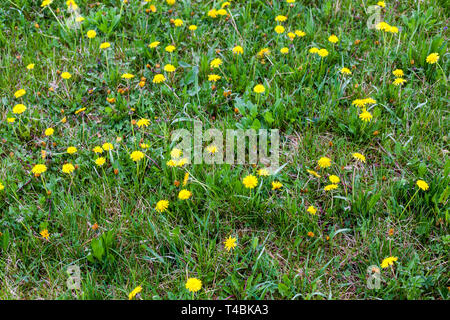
left=0, top=0, right=448, bottom=300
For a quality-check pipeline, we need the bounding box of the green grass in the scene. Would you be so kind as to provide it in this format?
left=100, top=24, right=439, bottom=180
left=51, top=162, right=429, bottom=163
left=0, top=0, right=448, bottom=300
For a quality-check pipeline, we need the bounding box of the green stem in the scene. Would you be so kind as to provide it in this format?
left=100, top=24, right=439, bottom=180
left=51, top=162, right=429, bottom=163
left=399, top=189, right=419, bottom=220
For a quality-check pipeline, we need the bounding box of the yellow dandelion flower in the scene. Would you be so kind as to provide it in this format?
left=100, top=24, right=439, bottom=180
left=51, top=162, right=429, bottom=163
left=307, top=169, right=321, bottom=178
left=93, top=146, right=103, bottom=153
left=271, top=181, right=283, bottom=190
left=13, top=104, right=27, bottom=114
left=32, top=164, right=47, bottom=175
left=359, top=109, right=373, bottom=122
left=45, top=128, right=54, bottom=136
left=329, top=175, right=340, bottom=184
left=208, top=74, right=221, bottom=82
left=149, top=41, right=160, bottom=48
left=416, top=180, right=429, bottom=191
left=393, top=78, right=406, bottom=86
left=328, top=34, right=339, bottom=43
left=274, top=25, right=285, bottom=34
left=14, top=89, right=26, bottom=98
left=206, top=145, right=217, bottom=154
left=324, top=184, right=338, bottom=191
left=173, top=19, right=183, bottom=27
left=61, top=72, right=72, bottom=79
left=393, top=69, right=404, bottom=77
left=318, top=48, right=329, bottom=57
left=153, top=74, right=166, bottom=83
left=121, top=73, right=135, bottom=79
left=210, top=58, right=223, bottom=68
left=165, top=45, right=176, bottom=52
left=307, top=206, right=317, bottom=215
left=95, top=157, right=106, bottom=166
left=178, top=189, right=192, bottom=200
left=137, top=118, right=150, bottom=128
left=130, top=151, right=144, bottom=162
left=426, top=53, right=439, bottom=64
left=381, top=256, right=398, bottom=268
left=164, top=64, right=176, bottom=73
left=62, top=163, right=75, bottom=174
left=243, top=175, right=258, bottom=189
left=352, top=152, right=366, bottom=163
left=253, top=84, right=265, bottom=94
left=67, top=146, right=77, bottom=154
left=170, top=148, right=182, bottom=159
left=128, top=286, right=142, bottom=300
left=232, top=46, right=243, bottom=55
left=155, top=200, right=169, bottom=212
left=340, top=67, right=352, bottom=75
left=257, top=48, right=270, bottom=59
left=102, top=143, right=114, bottom=151
left=86, top=30, right=97, bottom=39
left=317, top=157, right=331, bottom=169
left=295, top=30, right=306, bottom=37
left=208, top=9, right=218, bottom=18
left=224, top=236, right=237, bottom=251
left=185, top=278, right=202, bottom=293
left=275, top=15, right=287, bottom=22
left=40, top=229, right=50, bottom=239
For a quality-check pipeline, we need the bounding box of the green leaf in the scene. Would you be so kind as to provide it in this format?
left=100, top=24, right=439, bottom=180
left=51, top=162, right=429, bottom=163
left=264, top=111, right=274, bottom=124
left=278, top=283, right=290, bottom=297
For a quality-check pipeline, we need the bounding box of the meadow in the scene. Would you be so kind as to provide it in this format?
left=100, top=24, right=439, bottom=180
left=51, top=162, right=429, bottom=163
left=0, top=0, right=448, bottom=300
